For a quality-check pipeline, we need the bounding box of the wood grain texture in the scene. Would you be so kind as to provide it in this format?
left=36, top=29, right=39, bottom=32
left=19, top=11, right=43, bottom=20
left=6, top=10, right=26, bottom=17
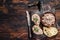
left=0, top=0, right=60, bottom=40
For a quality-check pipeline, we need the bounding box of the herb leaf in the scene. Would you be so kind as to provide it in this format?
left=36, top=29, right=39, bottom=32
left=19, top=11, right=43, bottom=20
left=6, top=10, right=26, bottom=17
left=34, top=27, right=39, bottom=32
left=33, top=18, right=38, bottom=22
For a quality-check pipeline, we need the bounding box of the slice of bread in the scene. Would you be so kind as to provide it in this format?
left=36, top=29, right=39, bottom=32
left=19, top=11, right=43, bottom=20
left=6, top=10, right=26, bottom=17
left=43, top=27, right=58, bottom=37
left=32, top=25, right=43, bottom=35
left=42, top=13, right=55, bottom=26
left=32, top=14, right=40, bottom=25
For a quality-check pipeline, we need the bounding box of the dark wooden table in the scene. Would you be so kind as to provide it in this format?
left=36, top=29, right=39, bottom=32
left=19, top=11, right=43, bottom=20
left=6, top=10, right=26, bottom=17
left=0, top=4, right=60, bottom=40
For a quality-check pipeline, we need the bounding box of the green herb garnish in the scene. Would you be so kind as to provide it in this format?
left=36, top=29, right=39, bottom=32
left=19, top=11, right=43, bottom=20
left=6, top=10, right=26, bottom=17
left=34, top=27, right=39, bottom=32
left=33, top=18, right=38, bottom=22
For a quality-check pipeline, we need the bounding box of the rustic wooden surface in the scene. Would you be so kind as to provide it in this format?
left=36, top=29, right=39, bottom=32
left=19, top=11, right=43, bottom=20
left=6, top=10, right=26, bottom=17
left=0, top=0, right=60, bottom=40
left=0, top=6, right=60, bottom=40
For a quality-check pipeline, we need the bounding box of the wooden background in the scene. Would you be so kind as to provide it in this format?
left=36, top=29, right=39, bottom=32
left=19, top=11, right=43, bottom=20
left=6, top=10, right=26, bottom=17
left=0, top=0, right=60, bottom=40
